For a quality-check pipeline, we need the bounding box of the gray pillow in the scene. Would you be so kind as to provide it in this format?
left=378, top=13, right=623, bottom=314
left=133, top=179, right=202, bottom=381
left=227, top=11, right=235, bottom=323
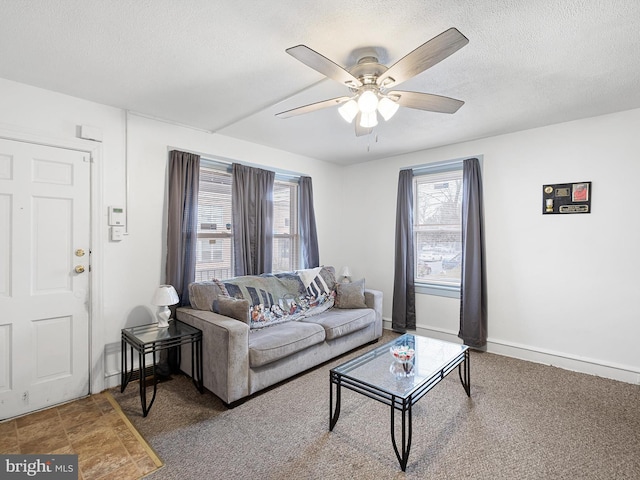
left=215, top=297, right=250, bottom=325
left=335, top=279, right=367, bottom=309
left=189, top=280, right=230, bottom=311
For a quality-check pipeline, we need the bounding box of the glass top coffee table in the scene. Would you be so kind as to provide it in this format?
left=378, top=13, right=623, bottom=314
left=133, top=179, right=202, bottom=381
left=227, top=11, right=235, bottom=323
left=329, top=333, right=470, bottom=471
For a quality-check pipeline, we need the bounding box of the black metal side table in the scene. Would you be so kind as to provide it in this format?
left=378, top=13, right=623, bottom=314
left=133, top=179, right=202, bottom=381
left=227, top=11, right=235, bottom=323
left=121, top=319, right=203, bottom=417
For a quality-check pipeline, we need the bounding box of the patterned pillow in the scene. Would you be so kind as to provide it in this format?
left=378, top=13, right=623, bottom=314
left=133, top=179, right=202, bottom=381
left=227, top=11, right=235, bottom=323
left=223, top=267, right=337, bottom=329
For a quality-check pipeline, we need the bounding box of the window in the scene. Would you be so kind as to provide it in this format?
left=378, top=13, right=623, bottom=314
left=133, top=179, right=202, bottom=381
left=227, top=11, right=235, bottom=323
left=414, top=165, right=463, bottom=288
left=272, top=181, right=299, bottom=273
left=196, top=167, right=233, bottom=281
left=195, top=164, right=300, bottom=281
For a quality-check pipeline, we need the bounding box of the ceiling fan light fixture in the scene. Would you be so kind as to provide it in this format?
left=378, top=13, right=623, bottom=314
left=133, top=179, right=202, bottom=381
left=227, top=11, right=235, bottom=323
left=338, top=100, right=359, bottom=123
left=278, top=28, right=468, bottom=136
left=377, top=97, right=400, bottom=121
left=359, top=111, right=378, bottom=128
left=357, top=89, right=379, bottom=113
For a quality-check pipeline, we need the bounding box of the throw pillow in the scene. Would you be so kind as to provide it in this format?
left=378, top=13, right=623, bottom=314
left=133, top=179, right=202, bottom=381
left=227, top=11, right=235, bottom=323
left=335, top=278, right=367, bottom=309
left=215, top=297, right=251, bottom=325
left=189, top=279, right=230, bottom=311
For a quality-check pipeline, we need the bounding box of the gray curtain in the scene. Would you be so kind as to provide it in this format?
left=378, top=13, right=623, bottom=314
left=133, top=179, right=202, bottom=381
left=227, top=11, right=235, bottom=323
left=459, top=158, right=487, bottom=348
left=299, top=176, right=319, bottom=268
left=166, top=150, right=200, bottom=307
left=232, top=163, right=275, bottom=276
left=392, top=169, right=416, bottom=331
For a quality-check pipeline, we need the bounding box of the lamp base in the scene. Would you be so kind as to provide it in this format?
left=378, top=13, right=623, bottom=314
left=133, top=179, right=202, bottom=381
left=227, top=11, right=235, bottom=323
left=156, top=306, right=171, bottom=329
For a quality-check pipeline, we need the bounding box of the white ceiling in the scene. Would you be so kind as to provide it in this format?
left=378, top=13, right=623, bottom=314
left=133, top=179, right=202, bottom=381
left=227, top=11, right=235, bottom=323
left=2, top=1, right=639, bottom=165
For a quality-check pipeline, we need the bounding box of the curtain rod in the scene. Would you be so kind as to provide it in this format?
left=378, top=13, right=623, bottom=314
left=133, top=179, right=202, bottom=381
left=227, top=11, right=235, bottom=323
left=408, top=154, right=483, bottom=175
left=167, top=146, right=308, bottom=179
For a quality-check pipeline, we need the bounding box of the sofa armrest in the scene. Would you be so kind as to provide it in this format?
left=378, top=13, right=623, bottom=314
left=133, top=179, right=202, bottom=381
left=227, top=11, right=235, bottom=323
left=176, top=307, right=250, bottom=405
left=364, top=289, right=383, bottom=336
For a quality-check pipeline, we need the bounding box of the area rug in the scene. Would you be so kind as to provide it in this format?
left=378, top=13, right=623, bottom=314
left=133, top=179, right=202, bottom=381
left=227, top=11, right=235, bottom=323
left=0, top=391, right=163, bottom=479
left=110, top=329, right=640, bottom=479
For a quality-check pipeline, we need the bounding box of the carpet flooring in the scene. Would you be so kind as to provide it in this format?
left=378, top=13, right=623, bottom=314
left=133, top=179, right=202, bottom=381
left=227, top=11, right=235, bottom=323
left=111, top=331, right=640, bottom=479
left=0, top=392, right=163, bottom=479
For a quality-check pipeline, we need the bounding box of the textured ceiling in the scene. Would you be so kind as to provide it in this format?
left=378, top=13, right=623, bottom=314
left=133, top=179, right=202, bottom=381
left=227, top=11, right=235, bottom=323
left=1, top=0, right=639, bottom=165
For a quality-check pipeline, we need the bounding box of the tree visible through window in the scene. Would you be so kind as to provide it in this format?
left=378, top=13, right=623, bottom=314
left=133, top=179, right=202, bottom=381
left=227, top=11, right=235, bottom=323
left=413, top=168, right=463, bottom=286
left=195, top=165, right=300, bottom=281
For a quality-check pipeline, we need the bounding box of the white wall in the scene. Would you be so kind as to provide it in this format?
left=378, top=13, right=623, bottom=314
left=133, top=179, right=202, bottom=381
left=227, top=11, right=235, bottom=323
left=343, top=108, right=640, bottom=383
left=113, top=115, right=344, bottom=386
left=2, top=76, right=638, bottom=389
left=0, top=78, right=343, bottom=390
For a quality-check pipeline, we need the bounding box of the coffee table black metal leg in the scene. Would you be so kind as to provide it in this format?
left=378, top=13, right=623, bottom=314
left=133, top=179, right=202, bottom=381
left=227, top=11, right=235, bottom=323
left=458, top=349, right=471, bottom=397
left=329, top=373, right=341, bottom=431
left=391, top=397, right=412, bottom=471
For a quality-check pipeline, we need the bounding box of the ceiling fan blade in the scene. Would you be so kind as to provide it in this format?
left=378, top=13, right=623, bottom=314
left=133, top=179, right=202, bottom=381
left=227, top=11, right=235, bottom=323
left=275, top=96, right=351, bottom=119
left=354, top=112, right=373, bottom=137
left=286, top=45, right=363, bottom=88
left=378, top=28, right=469, bottom=88
left=389, top=91, right=464, bottom=114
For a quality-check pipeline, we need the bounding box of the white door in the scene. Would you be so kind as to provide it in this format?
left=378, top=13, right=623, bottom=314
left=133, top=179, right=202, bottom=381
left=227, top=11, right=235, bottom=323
left=0, top=138, right=91, bottom=420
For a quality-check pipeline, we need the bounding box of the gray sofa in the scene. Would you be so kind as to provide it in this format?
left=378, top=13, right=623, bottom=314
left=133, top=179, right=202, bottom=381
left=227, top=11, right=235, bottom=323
left=176, top=266, right=383, bottom=406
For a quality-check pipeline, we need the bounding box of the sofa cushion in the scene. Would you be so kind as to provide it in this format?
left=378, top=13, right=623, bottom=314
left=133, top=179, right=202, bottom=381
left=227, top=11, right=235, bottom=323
left=300, top=307, right=374, bottom=340
left=189, top=280, right=229, bottom=311
left=248, top=322, right=325, bottom=367
left=335, top=278, right=367, bottom=309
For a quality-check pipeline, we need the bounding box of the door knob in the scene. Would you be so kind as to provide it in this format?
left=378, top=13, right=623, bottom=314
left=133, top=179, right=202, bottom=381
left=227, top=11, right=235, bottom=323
left=75, top=249, right=85, bottom=257
left=74, top=265, right=85, bottom=274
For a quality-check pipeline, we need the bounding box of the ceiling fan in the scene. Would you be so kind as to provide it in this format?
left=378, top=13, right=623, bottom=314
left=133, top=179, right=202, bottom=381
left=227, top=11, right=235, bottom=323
left=276, top=28, right=469, bottom=136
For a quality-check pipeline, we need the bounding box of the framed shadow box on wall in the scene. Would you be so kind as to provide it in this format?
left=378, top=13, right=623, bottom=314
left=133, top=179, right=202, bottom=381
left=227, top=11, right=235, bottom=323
left=542, top=181, right=591, bottom=214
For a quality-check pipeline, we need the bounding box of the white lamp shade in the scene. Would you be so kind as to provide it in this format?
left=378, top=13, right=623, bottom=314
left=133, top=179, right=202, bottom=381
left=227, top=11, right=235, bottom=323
left=341, top=266, right=352, bottom=277
left=152, top=285, right=180, bottom=307
left=377, top=97, right=400, bottom=121
left=338, top=100, right=359, bottom=123
left=359, top=111, right=378, bottom=128
left=357, top=90, right=379, bottom=113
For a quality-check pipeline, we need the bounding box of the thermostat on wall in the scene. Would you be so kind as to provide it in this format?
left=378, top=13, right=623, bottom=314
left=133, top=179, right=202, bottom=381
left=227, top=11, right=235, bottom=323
left=108, top=206, right=126, bottom=226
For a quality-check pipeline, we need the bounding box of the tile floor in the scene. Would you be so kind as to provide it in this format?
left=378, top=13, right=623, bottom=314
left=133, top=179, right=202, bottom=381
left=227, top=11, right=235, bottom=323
left=0, top=393, right=162, bottom=479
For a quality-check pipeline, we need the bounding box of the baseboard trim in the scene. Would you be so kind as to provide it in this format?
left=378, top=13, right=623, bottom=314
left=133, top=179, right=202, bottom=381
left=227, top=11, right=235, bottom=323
left=103, top=369, right=121, bottom=389
left=382, top=320, right=640, bottom=385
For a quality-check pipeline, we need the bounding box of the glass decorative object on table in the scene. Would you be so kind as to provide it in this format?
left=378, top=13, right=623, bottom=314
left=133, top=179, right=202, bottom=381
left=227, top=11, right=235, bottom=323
left=389, top=344, right=416, bottom=378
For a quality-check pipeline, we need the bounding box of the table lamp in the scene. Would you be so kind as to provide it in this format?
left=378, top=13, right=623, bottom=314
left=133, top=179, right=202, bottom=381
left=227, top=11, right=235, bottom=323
left=340, top=266, right=352, bottom=283
left=151, top=284, right=180, bottom=328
